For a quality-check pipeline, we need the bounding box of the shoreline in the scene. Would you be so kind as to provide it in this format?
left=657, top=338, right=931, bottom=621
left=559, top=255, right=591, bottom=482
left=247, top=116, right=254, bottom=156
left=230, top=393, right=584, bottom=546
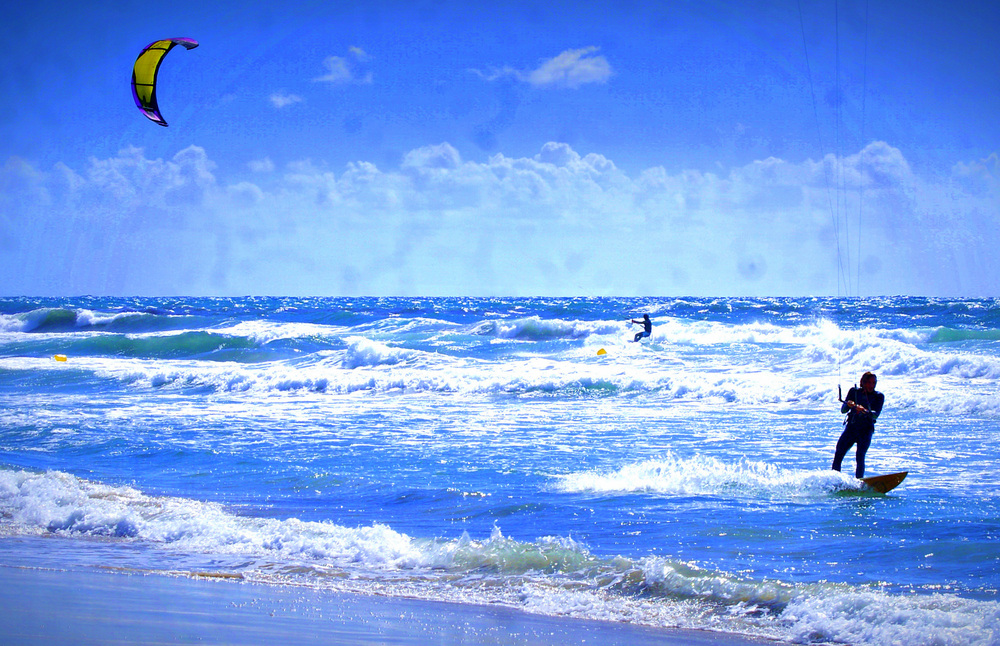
left=1, top=564, right=780, bottom=645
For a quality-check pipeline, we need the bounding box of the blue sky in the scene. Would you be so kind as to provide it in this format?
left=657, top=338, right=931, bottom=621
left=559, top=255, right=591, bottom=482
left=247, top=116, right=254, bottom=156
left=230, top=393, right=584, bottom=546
left=2, top=0, right=998, bottom=296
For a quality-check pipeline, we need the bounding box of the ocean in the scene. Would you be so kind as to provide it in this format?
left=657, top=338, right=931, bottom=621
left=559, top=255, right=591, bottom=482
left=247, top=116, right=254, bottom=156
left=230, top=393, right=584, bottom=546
left=1, top=296, right=998, bottom=644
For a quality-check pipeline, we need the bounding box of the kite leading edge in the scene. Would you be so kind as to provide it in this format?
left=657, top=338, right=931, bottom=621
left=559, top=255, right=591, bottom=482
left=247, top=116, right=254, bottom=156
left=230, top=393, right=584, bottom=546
left=131, top=37, right=199, bottom=127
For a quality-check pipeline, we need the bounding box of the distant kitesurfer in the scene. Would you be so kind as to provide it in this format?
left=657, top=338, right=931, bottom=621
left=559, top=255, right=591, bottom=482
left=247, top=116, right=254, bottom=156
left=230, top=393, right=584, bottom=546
left=833, top=371, right=884, bottom=478
left=631, top=314, right=652, bottom=342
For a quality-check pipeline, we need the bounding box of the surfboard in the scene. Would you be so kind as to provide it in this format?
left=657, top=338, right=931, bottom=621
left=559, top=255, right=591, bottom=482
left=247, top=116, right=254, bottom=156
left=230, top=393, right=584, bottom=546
left=861, top=471, right=908, bottom=493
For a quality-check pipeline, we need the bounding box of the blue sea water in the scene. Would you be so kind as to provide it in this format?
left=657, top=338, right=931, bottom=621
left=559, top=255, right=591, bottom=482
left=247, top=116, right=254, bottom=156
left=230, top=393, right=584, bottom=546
left=1, top=296, right=998, bottom=644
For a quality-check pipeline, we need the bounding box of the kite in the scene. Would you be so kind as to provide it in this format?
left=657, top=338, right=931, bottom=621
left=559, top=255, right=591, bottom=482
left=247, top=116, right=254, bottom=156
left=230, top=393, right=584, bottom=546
left=131, top=38, right=199, bottom=126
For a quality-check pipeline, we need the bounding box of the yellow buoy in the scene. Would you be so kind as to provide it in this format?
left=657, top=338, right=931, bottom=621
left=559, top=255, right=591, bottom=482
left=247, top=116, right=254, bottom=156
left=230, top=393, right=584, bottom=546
left=54, top=354, right=67, bottom=362
left=597, top=348, right=607, bottom=356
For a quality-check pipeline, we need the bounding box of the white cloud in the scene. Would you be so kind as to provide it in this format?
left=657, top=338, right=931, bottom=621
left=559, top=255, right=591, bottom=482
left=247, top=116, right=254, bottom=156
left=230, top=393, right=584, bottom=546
left=315, top=56, right=351, bottom=83
left=270, top=92, right=303, bottom=109
left=348, top=46, right=370, bottom=62
left=314, top=47, right=373, bottom=84
left=3, top=142, right=997, bottom=297
left=527, top=47, right=613, bottom=88
left=475, top=47, right=613, bottom=89
left=951, top=153, right=999, bottom=196
left=402, top=143, right=462, bottom=170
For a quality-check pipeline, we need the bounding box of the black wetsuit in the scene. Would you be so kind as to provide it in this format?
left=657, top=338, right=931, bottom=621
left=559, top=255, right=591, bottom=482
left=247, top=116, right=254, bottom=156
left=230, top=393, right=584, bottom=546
left=634, top=317, right=652, bottom=342
left=832, top=386, right=884, bottom=478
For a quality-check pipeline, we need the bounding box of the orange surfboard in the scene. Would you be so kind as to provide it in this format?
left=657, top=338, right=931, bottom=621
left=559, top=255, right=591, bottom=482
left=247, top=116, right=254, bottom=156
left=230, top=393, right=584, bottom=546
left=861, top=471, right=908, bottom=493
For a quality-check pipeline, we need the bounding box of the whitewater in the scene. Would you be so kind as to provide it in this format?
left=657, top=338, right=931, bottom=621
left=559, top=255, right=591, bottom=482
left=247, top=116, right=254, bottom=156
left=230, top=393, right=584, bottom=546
left=1, top=296, right=998, bottom=644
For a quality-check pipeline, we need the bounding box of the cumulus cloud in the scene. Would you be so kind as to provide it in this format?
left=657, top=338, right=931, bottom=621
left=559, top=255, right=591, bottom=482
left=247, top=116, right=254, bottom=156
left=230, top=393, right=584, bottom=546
left=2, top=142, right=997, bottom=296
left=402, top=143, right=462, bottom=170
left=474, top=47, right=613, bottom=89
left=314, top=47, right=373, bottom=84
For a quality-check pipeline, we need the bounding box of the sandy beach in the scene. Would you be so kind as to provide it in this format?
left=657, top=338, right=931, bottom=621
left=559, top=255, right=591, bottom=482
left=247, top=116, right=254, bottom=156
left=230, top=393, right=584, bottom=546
left=1, top=564, right=778, bottom=646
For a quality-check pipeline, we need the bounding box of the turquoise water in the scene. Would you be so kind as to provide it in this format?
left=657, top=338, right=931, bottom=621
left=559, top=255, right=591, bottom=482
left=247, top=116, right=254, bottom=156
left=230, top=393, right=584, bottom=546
left=1, top=296, right=998, bottom=644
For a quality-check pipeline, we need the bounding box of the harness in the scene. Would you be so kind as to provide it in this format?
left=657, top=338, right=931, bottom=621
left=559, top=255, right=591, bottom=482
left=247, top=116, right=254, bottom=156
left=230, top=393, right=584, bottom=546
left=844, top=387, right=879, bottom=429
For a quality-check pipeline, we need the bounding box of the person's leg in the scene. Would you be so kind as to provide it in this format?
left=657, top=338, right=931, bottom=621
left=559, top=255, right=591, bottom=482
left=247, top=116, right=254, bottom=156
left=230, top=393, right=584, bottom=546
left=854, top=429, right=873, bottom=478
left=832, top=428, right=856, bottom=472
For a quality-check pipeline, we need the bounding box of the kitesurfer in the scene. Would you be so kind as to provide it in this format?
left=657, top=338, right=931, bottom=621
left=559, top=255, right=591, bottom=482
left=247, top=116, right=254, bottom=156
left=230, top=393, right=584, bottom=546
left=833, top=371, right=884, bottom=478
left=631, top=314, right=652, bottom=342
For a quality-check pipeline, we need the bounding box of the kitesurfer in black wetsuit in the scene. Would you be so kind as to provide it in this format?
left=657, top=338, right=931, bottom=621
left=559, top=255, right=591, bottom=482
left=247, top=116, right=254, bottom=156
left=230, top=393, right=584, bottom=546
left=832, top=371, right=884, bottom=478
left=631, top=314, right=652, bottom=342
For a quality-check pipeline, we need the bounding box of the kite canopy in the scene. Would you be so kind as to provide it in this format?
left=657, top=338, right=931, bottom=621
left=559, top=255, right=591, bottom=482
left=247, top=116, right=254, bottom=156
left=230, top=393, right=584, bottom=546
left=131, top=37, right=199, bottom=127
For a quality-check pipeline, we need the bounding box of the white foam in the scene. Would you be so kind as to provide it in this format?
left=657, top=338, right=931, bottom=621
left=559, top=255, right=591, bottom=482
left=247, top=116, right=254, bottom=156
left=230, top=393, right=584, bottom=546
left=0, top=309, right=65, bottom=333
left=0, top=307, right=157, bottom=333
left=213, top=320, right=346, bottom=345
left=73, top=308, right=132, bottom=328
left=553, top=454, right=854, bottom=499
left=0, top=469, right=429, bottom=567
left=340, top=336, right=416, bottom=368
left=475, top=316, right=621, bottom=340
left=780, top=586, right=1000, bottom=645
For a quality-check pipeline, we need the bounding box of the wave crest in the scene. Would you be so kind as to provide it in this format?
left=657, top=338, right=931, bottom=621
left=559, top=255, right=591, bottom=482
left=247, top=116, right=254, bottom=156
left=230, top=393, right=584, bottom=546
left=341, top=336, right=415, bottom=368
left=475, top=316, right=620, bottom=340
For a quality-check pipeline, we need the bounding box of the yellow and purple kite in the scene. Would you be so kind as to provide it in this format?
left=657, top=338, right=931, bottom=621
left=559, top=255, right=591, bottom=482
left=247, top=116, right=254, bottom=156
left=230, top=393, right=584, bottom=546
left=131, top=37, right=199, bottom=127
